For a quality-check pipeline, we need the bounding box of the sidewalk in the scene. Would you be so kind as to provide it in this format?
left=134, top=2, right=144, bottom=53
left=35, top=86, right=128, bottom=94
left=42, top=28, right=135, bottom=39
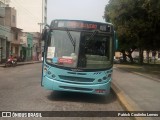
left=0, top=61, right=42, bottom=67
left=114, top=64, right=160, bottom=81
left=112, top=64, right=160, bottom=120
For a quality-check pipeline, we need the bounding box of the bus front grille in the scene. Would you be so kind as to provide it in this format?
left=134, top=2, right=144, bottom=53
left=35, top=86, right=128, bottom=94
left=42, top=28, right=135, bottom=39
left=58, top=75, right=95, bottom=83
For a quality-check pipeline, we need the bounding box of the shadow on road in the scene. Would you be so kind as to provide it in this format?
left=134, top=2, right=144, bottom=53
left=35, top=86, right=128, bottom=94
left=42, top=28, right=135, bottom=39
left=47, top=89, right=116, bottom=104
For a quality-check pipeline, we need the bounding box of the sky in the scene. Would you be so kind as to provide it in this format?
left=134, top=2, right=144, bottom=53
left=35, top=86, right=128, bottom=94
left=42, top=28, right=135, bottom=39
left=47, top=0, right=109, bottom=24
left=10, top=0, right=42, bottom=32
left=10, top=0, right=109, bottom=32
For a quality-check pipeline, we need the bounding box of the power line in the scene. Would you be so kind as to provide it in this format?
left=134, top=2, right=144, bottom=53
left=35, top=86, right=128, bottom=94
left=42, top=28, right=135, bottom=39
left=11, top=0, right=41, bottom=23
left=13, top=0, right=41, bottom=21
left=10, top=2, right=40, bottom=32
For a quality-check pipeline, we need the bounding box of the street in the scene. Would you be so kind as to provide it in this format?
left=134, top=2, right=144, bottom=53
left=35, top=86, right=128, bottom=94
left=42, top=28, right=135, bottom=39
left=0, top=63, right=130, bottom=120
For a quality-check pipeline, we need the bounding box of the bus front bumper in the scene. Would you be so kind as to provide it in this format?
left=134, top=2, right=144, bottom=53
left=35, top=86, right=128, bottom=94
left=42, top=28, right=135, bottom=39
left=42, top=77, right=111, bottom=95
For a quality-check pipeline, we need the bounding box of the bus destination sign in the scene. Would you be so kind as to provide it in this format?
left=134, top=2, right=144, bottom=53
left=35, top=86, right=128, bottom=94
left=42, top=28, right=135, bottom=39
left=51, top=20, right=111, bottom=32
left=67, top=21, right=97, bottom=29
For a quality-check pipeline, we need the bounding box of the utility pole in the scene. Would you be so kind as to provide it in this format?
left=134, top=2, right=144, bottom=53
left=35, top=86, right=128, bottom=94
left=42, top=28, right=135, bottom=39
left=37, top=22, right=44, bottom=61
left=38, top=0, right=44, bottom=61
left=42, top=0, right=44, bottom=29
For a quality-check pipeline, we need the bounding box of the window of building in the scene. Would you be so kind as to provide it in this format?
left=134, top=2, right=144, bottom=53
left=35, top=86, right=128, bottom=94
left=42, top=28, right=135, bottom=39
left=15, top=32, right=18, bottom=40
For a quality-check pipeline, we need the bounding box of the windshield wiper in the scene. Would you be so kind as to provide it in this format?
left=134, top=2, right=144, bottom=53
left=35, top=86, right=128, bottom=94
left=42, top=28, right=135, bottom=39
left=65, top=28, right=76, bottom=52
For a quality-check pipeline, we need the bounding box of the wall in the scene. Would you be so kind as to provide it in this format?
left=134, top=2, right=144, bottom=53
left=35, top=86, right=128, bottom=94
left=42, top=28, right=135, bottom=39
left=0, top=24, right=11, bottom=62
left=5, top=7, right=16, bottom=27
left=26, top=33, right=33, bottom=60
left=30, top=32, right=41, bottom=60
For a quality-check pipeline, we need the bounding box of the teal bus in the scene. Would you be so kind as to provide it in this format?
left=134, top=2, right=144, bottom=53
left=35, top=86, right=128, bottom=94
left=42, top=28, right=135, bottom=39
left=41, top=19, right=117, bottom=95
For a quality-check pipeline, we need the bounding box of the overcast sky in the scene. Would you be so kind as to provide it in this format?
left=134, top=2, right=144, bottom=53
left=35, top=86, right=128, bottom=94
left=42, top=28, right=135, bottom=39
left=10, top=0, right=109, bottom=32
left=47, top=0, right=109, bottom=24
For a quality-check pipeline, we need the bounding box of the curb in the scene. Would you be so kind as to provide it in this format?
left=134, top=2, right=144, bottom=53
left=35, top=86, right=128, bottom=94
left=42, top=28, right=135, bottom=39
left=0, top=61, right=42, bottom=67
left=16, top=61, right=42, bottom=66
left=111, top=81, right=152, bottom=120
left=128, top=71, right=160, bottom=83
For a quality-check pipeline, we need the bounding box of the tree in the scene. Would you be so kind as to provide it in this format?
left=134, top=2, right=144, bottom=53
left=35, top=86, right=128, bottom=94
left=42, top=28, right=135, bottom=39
left=143, top=0, right=160, bottom=50
left=104, top=0, right=160, bottom=64
left=104, top=0, right=138, bottom=63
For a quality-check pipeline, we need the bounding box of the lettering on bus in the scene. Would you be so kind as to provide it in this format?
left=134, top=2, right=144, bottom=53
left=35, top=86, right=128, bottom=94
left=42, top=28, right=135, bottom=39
left=67, top=22, right=97, bottom=29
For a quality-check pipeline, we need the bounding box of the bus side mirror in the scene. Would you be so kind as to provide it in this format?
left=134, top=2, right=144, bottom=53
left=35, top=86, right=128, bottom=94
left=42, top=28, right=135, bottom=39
left=42, top=24, right=50, bottom=41
left=42, top=29, right=48, bottom=41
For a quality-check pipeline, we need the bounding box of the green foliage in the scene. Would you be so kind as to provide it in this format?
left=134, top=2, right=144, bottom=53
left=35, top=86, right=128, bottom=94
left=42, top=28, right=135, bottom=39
left=104, top=0, right=160, bottom=63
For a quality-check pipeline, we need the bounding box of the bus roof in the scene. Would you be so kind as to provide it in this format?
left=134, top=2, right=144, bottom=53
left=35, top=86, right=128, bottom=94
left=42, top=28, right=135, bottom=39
left=50, top=19, right=113, bottom=32
left=51, top=19, right=113, bottom=25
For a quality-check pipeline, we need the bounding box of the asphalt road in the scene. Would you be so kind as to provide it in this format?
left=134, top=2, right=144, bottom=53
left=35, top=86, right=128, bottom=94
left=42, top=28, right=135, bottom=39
left=0, top=63, right=130, bottom=120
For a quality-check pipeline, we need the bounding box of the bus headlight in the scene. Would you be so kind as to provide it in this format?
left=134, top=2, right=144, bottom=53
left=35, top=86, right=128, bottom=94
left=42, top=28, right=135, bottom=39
left=103, top=76, right=107, bottom=80
left=98, top=79, right=102, bottom=82
left=108, top=74, right=112, bottom=78
left=100, top=74, right=112, bottom=82
left=46, top=71, right=56, bottom=79
left=52, top=74, right=56, bottom=78
left=47, top=71, right=51, bottom=75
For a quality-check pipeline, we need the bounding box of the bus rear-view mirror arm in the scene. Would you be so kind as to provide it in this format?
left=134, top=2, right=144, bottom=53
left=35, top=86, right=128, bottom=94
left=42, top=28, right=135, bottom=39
left=42, top=24, right=50, bottom=41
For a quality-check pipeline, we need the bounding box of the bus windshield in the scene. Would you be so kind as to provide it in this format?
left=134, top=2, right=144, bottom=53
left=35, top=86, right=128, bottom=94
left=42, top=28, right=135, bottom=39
left=46, top=30, right=112, bottom=69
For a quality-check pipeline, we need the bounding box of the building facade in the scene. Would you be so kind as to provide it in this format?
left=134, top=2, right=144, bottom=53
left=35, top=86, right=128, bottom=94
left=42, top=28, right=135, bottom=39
left=0, top=0, right=43, bottom=63
left=0, top=25, right=11, bottom=63
left=4, top=6, right=23, bottom=59
left=0, top=3, right=25, bottom=63
left=30, top=32, right=41, bottom=61
left=4, top=7, right=16, bottom=27
left=0, top=1, right=12, bottom=63
left=20, top=32, right=33, bottom=61
left=26, top=33, right=33, bottom=61
left=10, top=27, right=22, bottom=57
